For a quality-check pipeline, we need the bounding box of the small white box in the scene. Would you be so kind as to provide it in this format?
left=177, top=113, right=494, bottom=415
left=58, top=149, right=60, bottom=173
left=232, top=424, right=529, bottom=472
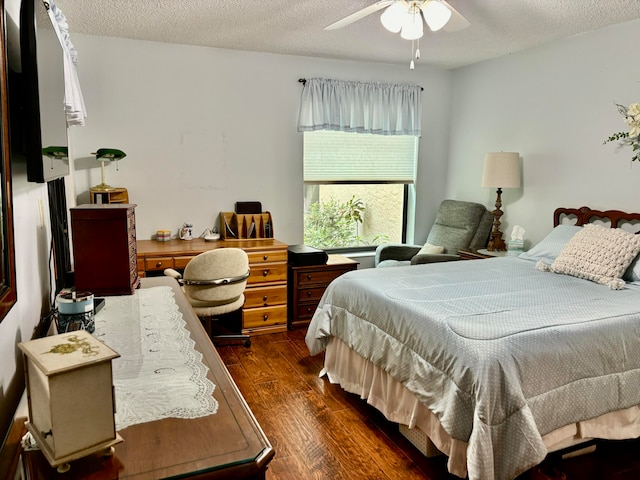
left=18, top=330, right=122, bottom=471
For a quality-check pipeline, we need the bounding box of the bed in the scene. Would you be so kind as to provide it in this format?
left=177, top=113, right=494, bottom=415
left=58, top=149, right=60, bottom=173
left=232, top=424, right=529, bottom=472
left=305, top=206, right=640, bottom=480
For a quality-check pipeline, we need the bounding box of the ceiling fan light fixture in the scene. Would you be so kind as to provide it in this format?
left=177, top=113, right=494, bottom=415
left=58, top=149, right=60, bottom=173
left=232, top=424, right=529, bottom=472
left=400, top=12, right=424, bottom=40
left=421, top=1, right=452, bottom=32
left=380, top=2, right=407, bottom=33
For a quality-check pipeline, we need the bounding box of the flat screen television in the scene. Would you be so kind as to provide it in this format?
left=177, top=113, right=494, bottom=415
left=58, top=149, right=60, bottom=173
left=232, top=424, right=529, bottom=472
left=7, top=0, right=69, bottom=183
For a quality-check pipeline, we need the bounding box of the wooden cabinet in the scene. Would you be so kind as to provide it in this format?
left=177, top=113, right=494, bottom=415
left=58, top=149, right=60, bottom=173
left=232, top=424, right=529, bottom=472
left=288, top=255, right=358, bottom=329
left=71, top=204, right=140, bottom=296
left=136, top=238, right=288, bottom=336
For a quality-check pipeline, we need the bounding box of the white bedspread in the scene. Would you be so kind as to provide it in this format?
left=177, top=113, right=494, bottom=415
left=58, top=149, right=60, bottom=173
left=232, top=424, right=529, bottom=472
left=305, top=257, right=640, bottom=480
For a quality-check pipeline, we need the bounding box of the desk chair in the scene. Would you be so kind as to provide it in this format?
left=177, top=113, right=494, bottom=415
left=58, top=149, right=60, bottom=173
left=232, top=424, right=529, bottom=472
left=164, top=248, right=252, bottom=347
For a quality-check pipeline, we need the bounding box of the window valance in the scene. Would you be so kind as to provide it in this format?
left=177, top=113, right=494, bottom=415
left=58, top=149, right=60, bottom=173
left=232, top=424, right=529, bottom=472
left=297, top=78, right=422, bottom=137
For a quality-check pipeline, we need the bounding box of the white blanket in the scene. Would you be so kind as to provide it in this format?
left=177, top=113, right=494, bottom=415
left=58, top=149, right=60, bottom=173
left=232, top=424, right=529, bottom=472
left=306, top=257, right=640, bottom=480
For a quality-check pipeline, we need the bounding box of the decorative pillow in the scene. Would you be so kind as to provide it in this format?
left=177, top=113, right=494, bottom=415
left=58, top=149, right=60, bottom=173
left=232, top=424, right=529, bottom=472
left=416, top=242, right=445, bottom=256
left=518, top=225, right=582, bottom=263
left=624, top=254, right=640, bottom=283
left=536, top=224, right=640, bottom=289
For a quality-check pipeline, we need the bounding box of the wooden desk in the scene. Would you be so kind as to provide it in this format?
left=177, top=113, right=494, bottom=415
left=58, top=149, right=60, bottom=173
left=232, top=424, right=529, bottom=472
left=137, top=238, right=288, bottom=335
left=22, top=277, right=274, bottom=479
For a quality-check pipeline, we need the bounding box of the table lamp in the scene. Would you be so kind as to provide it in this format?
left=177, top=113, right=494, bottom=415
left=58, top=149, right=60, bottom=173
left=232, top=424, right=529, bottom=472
left=481, top=152, right=521, bottom=251
left=92, top=148, right=126, bottom=191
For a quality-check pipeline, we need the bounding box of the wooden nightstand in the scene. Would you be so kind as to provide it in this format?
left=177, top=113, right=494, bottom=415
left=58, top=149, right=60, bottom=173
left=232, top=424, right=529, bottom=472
left=458, top=248, right=507, bottom=260
left=288, top=254, right=358, bottom=329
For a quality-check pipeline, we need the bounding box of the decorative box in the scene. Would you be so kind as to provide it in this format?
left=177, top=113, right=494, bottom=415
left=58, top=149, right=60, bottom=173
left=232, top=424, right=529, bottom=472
left=18, top=330, right=122, bottom=472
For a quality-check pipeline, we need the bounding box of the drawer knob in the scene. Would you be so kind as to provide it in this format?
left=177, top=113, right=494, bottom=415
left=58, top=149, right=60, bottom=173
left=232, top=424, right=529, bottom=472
left=263, top=295, right=268, bottom=301
left=263, top=255, right=268, bottom=261
left=306, top=291, right=312, bottom=297
left=307, top=274, right=312, bottom=280
left=306, top=307, right=312, bottom=313
left=263, top=314, right=268, bottom=321
left=155, top=261, right=163, bottom=268
left=263, top=269, right=269, bottom=277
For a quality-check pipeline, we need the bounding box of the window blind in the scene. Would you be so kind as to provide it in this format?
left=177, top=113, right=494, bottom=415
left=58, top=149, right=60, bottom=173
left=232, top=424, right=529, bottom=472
left=303, top=130, right=417, bottom=183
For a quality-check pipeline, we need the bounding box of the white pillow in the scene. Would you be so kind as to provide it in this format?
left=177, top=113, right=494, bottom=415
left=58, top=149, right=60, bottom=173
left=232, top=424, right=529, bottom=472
left=416, top=242, right=445, bottom=256
left=536, top=224, right=640, bottom=289
left=518, top=225, right=582, bottom=263
left=624, top=254, right=640, bottom=283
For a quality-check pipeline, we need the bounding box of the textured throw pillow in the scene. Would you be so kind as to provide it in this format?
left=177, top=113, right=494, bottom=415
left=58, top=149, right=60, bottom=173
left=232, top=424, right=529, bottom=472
left=536, top=224, right=640, bottom=289
left=416, top=242, right=445, bottom=256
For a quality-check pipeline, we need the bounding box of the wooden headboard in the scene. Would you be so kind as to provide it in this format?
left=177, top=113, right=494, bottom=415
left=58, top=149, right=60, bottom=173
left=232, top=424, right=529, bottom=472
left=554, top=206, right=640, bottom=232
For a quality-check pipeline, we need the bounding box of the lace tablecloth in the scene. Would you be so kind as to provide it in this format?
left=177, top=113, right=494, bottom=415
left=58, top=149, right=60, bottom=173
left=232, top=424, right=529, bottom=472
left=94, top=286, right=218, bottom=431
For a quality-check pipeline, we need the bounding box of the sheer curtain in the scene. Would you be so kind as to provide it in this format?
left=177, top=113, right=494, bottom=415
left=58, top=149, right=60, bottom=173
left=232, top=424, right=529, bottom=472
left=297, top=77, right=422, bottom=137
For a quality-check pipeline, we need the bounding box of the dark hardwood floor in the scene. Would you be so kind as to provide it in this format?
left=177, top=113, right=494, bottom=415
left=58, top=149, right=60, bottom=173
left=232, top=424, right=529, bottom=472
left=217, top=328, right=640, bottom=480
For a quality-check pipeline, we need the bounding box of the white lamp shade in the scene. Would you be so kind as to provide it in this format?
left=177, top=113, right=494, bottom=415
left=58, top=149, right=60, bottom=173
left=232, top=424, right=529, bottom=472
left=481, top=152, right=521, bottom=188
left=422, top=1, right=452, bottom=32
left=380, top=2, right=407, bottom=33
left=400, top=12, right=424, bottom=40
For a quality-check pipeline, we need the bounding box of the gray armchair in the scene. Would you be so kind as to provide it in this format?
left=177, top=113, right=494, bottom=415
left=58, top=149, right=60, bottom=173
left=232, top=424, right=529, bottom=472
left=375, top=199, right=493, bottom=267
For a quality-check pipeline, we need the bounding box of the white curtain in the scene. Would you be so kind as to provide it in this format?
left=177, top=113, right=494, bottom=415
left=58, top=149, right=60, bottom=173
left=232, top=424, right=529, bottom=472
left=48, top=0, right=87, bottom=126
left=297, top=77, right=422, bottom=137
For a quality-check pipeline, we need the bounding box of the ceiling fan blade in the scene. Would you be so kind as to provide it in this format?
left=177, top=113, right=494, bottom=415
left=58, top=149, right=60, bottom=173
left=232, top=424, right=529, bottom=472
left=325, top=0, right=396, bottom=30
left=439, top=0, right=470, bottom=32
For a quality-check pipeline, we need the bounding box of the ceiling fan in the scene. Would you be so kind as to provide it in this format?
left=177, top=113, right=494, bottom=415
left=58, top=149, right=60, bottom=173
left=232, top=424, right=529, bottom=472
left=325, top=0, right=470, bottom=36
left=325, top=1, right=470, bottom=69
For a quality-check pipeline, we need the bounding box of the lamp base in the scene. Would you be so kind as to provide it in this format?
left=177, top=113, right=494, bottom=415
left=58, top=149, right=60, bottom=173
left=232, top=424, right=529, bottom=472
left=487, top=234, right=507, bottom=252
left=487, top=188, right=507, bottom=252
left=92, top=183, right=115, bottom=192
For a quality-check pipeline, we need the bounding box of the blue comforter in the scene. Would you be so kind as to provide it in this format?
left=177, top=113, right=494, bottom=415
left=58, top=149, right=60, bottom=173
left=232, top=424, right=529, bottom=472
left=306, top=257, right=640, bottom=480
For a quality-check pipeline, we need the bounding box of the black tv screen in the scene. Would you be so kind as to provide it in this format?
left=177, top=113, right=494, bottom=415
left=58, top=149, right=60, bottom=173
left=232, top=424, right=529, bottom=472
left=7, top=0, right=69, bottom=183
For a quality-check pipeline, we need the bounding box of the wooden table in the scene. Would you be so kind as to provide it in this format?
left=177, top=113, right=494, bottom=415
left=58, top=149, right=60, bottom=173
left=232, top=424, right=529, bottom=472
left=22, top=277, right=274, bottom=479
left=458, top=248, right=507, bottom=260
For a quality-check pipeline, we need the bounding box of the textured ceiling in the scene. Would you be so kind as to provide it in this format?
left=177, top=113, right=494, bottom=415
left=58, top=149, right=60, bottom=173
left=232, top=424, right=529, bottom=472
left=53, top=0, right=640, bottom=69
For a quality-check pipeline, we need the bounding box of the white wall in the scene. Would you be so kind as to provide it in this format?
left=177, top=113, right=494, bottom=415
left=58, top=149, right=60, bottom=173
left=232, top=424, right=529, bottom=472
left=447, top=18, right=640, bottom=247
left=68, top=35, right=453, bottom=246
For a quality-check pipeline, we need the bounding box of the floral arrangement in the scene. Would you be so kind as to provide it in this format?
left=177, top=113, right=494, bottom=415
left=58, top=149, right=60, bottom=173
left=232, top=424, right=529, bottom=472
left=604, top=102, right=640, bottom=162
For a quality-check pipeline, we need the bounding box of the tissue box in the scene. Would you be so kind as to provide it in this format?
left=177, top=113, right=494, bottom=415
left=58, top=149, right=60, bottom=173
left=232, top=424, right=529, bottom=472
left=507, top=240, right=524, bottom=256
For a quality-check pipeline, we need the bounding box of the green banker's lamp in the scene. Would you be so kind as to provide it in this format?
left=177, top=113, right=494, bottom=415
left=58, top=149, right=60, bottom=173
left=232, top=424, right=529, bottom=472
left=92, top=148, right=126, bottom=191
left=42, top=146, right=68, bottom=159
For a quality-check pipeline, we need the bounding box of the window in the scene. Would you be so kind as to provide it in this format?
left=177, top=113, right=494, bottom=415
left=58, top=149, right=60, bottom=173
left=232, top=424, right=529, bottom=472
left=303, top=130, right=418, bottom=250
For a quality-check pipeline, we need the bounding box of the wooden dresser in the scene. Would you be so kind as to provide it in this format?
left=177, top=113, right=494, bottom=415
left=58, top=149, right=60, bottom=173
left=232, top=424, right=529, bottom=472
left=71, top=204, right=140, bottom=296
left=288, top=254, right=358, bottom=329
left=136, top=238, right=288, bottom=335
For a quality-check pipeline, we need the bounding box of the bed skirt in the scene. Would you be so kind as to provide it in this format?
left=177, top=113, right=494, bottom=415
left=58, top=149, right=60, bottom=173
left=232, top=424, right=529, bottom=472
left=322, top=336, right=640, bottom=479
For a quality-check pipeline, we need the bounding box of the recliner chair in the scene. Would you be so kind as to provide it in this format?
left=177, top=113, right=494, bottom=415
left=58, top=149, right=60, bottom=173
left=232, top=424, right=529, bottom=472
left=375, top=199, right=493, bottom=267
left=164, top=248, right=252, bottom=347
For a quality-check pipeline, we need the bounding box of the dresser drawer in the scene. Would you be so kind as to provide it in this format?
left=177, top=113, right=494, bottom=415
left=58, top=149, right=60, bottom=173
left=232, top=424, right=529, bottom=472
left=145, top=256, right=175, bottom=271
left=174, top=256, right=194, bottom=270
left=247, top=250, right=288, bottom=266
left=244, top=285, right=287, bottom=308
left=296, top=286, right=327, bottom=303
left=248, top=262, right=287, bottom=285
left=296, top=268, right=350, bottom=287
left=243, top=305, right=287, bottom=329
left=296, top=303, right=318, bottom=320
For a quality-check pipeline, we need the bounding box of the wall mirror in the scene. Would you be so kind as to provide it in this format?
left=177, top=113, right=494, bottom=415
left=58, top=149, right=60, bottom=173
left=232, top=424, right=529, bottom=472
left=0, top=3, right=18, bottom=322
